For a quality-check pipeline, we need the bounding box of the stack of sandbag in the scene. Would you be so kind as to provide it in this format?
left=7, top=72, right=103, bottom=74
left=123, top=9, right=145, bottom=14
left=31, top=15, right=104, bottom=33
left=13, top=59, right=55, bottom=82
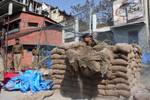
left=96, top=43, right=132, bottom=98
left=50, top=47, right=67, bottom=90
left=96, top=43, right=142, bottom=99
left=50, top=42, right=142, bottom=99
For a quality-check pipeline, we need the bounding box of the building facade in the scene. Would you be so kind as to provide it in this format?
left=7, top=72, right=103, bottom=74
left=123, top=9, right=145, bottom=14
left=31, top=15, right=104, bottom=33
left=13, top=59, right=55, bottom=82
left=111, top=0, right=150, bottom=53
left=0, top=0, right=65, bottom=68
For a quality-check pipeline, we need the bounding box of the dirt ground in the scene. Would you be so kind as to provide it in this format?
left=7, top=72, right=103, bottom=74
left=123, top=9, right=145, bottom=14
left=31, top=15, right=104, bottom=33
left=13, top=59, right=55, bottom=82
left=0, top=65, right=150, bottom=100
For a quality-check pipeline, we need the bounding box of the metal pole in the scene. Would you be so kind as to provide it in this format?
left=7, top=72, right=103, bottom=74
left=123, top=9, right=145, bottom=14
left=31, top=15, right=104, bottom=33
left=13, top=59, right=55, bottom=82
left=89, top=0, right=92, bottom=35
left=75, top=17, right=79, bottom=42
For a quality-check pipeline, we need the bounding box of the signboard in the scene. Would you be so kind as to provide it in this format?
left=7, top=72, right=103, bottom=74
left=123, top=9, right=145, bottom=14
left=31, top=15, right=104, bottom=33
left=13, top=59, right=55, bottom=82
left=127, top=0, right=143, bottom=20
left=113, top=0, right=143, bottom=25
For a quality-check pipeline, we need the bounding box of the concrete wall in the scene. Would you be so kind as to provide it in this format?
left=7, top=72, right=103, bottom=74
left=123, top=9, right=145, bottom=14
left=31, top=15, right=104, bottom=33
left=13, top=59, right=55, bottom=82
left=112, top=24, right=149, bottom=52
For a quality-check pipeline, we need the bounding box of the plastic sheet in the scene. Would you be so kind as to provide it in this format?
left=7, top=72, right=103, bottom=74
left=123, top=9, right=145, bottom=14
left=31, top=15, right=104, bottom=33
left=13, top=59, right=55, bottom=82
left=4, top=70, right=53, bottom=93
left=142, top=52, right=150, bottom=64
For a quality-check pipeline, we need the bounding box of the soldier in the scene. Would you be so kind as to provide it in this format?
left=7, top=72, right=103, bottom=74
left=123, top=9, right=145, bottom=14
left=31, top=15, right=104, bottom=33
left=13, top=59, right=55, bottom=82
left=12, top=38, right=24, bottom=71
left=82, top=33, right=97, bottom=47
left=32, top=47, right=39, bottom=68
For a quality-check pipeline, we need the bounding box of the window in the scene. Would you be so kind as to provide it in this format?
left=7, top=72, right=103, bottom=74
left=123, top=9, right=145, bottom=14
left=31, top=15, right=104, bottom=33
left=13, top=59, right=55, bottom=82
left=6, top=20, right=20, bottom=34
left=128, top=31, right=139, bottom=44
left=45, top=21, right=53, bottom=26
left=28, top=22, right=38, bottom=28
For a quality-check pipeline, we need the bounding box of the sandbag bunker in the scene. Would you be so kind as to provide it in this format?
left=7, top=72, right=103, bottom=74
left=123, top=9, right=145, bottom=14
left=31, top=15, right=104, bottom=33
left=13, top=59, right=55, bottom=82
left=50, top=42, right=143, bottom=99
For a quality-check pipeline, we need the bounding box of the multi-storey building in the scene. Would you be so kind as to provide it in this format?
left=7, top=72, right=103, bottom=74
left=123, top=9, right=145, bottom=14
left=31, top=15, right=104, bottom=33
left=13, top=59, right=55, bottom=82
left=111, top=0, right=150, bottom=53
left=0, top=0, right=71, bottom=67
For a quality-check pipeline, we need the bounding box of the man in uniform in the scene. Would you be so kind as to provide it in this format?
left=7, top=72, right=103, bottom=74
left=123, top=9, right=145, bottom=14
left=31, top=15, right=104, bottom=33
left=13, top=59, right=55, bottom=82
left=32, top=47, right=39, bottom=69
left=82, top=33, right=97, bottom=47
left=12, top=38, right=24, bottom=71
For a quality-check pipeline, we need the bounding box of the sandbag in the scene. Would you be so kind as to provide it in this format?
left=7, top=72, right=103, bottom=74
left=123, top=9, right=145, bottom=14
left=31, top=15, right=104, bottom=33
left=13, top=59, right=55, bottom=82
left=111, top=59, right=128, bottom=66
left=113, top=54, right=128, bottom=61
left=107, top=78, right=129, bottom=85
left=114, top=43, right=132, bottom=54
left=60, top=42, right=85, bottom=50
left=112, top=72, right=128, bottom=79
left=111, top=66, right=127, bottom=73
left=52, top=84, right=61, bottom=89
left=51, top=64, right=67, bottom=70
left=98, top=84, right=115, bottom=90
left=52, top=69, right=66, bottom=75
left=52, top=74, right=65, bottom=79
left=51, top=48, right=65, bottom=55
left=52, top=59, right=65, bottom=65
left=105, top=90, right=118, bottom=96
left=116, top=90, right=130, bottom=97
left=53, top=79, right=63, bottom=85
left=51, top=54, right=66, bottom=59
left=98, top=90, right=106, bottom=95
left=93, top=42, right=108, bottom=51
left=116, top=84, right=130, bottom=91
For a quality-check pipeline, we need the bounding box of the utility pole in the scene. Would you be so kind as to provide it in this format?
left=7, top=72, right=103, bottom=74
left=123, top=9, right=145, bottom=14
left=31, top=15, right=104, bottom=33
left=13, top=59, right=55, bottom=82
left=89, top=0, right=92, bottom=35
left=89, top=0, right=94, bottom=35
left=75, top=17, right=79, bottom=42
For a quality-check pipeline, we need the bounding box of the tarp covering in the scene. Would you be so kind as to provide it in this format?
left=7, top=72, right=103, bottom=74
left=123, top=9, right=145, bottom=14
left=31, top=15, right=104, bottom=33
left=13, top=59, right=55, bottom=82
left=4, top=70, right=53, bottom=93
left=142, top=52, right=150, bottom=64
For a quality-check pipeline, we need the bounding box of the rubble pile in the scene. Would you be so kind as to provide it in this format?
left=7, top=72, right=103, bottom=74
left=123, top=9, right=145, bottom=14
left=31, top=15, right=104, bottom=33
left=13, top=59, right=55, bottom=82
left=50, top=42, right=142, bottom=99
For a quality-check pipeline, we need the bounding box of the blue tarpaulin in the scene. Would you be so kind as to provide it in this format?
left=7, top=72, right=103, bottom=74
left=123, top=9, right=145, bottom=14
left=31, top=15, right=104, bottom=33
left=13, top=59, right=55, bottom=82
left=142, top=52, right=150, bottom=64
left=4, top=70, right=53, bottom=93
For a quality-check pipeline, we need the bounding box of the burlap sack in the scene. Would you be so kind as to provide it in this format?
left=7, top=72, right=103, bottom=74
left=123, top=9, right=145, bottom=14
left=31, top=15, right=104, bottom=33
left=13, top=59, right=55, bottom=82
left=51, top=48, right=65, bottom=55
left=59, top=42, right=85, bottom=50
left=108, top=78, right=129, bottom=85
left=105, top=90, right=118, bottom=96
left=112, top=72, right=128, bottom=79
left=93, top=42, right=108, bottom=51
left=51, top=54, right=66, bottom=59
left=111, top=66, right=127, bottom=73
left=98, top=90, right=106, bottom=95
left=130, top=61, right=138, bottom=68
left=111, top=59, right=128, bottom=66
left=128, top=52, right=135, bottom=59
left=98, top=84, right=115, bottom=90
left=52, top=84, right=61, bottom=89
left=116, top=84, right=130, bottom=91
left=52, top=59, right=65, bottom=65
left=52, top=69, right=66, bottom=75
left=116, top=90, right=130, bottom=97
left=53, top=79, right=63, bottom=85
left=114, top=43, right=132, bottom=54
left=51, top=64, right=67, bottom=70
left=52, top=74, right=65, bottom=79
left=132, top=44, right=142, bottom=55
left=113, top=54, right=128, bottom=61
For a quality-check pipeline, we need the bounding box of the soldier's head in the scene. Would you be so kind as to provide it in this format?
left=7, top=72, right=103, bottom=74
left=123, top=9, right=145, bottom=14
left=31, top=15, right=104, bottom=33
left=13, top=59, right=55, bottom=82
left=15, top=38, right=20, bottom=44
left=82, top=33, right=93, bottom=45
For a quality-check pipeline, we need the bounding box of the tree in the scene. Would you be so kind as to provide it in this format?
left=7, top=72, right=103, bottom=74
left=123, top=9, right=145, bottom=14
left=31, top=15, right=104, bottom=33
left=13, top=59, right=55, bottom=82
left=95, top=0, right=114, bottom=26
left=71, top=0, right=114, bottom=27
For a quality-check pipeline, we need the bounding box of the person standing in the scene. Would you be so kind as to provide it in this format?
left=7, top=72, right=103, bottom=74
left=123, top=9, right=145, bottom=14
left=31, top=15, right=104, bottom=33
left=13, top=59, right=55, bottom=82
left=12, top=38, right=24, bottom=71
left=32, top=47, right=39, bottom=69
